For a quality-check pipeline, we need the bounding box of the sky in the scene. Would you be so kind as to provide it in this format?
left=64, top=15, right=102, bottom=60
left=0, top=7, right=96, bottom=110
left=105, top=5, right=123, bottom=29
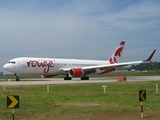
left=0, top=0, right=160, bottom=74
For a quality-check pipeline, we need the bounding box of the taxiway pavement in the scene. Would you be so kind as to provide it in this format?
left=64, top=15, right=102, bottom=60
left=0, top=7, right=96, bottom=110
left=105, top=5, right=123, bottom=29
left=0, top=76, right=160, bottom=86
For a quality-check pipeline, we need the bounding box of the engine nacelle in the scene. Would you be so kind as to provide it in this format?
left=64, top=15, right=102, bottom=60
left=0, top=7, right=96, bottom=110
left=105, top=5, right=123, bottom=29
left=69, top=68, right=84, bottom=77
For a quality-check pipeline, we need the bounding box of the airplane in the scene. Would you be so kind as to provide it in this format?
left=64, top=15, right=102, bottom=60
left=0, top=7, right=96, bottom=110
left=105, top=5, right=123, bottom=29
left=3, top=41, right=156, bottom=81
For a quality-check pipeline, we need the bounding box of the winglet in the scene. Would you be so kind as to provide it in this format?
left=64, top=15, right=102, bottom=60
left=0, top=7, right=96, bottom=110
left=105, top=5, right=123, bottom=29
left=143, top=49, right=156, bottom=62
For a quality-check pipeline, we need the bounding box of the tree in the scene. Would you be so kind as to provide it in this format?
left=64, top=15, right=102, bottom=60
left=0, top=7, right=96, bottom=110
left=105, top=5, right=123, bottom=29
left=0, top=72, right=3, bottom=76
left=129, top=61, right=160, bottom=71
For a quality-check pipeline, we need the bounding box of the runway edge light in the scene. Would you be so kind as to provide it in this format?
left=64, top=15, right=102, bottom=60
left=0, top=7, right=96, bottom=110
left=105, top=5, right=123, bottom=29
left=102, top=85, right=107, bottom=94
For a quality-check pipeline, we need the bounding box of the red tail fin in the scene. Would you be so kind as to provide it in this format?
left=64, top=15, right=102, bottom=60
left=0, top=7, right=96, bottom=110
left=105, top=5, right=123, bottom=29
left=109, top=41, right=125, bottom=64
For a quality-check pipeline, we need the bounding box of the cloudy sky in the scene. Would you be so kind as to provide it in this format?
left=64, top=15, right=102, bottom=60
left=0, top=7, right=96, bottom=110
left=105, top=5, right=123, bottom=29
left=0, top=0, right=160, bottom=73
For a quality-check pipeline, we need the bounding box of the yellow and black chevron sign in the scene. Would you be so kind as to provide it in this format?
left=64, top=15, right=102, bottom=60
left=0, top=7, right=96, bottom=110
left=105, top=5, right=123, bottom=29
left=139, top=90, right=146, bottom=101
left=7, top=95, right=19, bottom=109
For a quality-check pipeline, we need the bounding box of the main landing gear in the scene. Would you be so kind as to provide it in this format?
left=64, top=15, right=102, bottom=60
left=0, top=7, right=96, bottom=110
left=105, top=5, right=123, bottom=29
left=64, top=75, right=72, bottom=80
left=81, top=76, right=89, bottom=80
left=15, top=74, right=20, bottom=81
left=64, top=75, right=89, bottom=80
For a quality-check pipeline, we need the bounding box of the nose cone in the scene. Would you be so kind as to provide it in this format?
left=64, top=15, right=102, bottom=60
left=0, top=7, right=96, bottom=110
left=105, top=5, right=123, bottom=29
left=3, top=64, right=10, bottom=71
left=3, top=63, right=14, bottom=73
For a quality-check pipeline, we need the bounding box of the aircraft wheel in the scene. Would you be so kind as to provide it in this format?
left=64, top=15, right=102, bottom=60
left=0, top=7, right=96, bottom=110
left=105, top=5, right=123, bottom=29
left=16, top=76, right=20, bottom=81
left=64, top=77, right=72, bottom=80
left=81, top=76, right=89, bottom=80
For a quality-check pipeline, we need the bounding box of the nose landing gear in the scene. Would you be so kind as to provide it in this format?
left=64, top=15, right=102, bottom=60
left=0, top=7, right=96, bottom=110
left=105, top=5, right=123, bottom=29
left=15, top=74, right=20, bottom=81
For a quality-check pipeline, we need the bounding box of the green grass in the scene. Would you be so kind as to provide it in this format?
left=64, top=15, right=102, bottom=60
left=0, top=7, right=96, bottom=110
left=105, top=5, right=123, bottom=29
left=0, top=81, right=160, bottom=119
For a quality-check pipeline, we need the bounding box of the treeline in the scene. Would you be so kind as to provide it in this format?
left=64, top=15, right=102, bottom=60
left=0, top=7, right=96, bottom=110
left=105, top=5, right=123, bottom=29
left=0, top=72, right=3, bottom=76
left=129, top=61, right=160, bottom=71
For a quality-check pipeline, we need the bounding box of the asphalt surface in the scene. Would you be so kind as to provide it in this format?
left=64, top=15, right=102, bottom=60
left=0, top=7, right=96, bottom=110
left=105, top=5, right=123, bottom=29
left=0, top=76, right=160, bottom=86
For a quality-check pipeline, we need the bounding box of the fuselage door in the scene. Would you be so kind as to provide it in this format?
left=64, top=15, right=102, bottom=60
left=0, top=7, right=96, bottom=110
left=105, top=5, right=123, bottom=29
left=22, top=59, right=28, bottom=68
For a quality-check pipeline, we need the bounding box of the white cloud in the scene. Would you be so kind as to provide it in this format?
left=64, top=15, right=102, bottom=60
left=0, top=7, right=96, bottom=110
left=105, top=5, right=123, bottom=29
left=0, top=0, right=159, bottom=73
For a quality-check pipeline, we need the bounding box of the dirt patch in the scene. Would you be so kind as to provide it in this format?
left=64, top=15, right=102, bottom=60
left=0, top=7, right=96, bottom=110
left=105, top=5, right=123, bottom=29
left=19, top=111, right=160, bottom=120
left=52, top=111, right=159, bottom=120
left=77, top=103, right=100, bottom=107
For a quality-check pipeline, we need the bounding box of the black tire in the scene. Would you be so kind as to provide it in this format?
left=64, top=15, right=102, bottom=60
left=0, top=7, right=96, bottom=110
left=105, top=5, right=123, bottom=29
left=81, top=77, right=89, bottom=80
left=64, top=77, right=72, bottom=80
left=16, top=77, right=20, bottom=81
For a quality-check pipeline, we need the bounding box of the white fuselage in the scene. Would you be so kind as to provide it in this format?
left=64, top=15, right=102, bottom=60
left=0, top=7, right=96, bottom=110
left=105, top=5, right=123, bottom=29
left=3, top=57, right=110, bottom=76
left=3, top=41, right=156, bottom=81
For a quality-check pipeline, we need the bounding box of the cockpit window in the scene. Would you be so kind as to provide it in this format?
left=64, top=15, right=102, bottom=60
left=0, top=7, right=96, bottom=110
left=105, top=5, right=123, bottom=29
left=8, top=61, right=16, bottom=64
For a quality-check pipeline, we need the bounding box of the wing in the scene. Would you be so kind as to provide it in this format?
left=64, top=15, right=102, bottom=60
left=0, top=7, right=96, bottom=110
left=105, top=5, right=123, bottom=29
left=62, top=49, right=156, bottom=73
left=83, top=49, right=156, bottom=71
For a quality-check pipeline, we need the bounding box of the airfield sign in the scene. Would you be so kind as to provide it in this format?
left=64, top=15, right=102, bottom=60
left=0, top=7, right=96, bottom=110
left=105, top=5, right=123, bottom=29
left=139, top=90, right=146, bottom=101
left=139, top=90, right=146, bottom=119
left=7, top=95, right=19, bottom=109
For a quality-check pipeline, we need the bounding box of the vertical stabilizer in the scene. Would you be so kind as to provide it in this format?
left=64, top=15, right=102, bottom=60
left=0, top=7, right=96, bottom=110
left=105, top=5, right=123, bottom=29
left=109, top=41, right=125, bottom=64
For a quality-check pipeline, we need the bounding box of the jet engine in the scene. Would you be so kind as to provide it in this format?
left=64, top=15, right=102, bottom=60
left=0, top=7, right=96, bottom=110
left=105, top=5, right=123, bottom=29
left=69, top=68, right=84, bottom=77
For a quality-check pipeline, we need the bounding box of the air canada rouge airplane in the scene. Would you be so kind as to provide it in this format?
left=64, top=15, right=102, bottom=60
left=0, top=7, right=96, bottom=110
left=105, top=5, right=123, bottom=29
left=3, top=41, right=156, bottom=81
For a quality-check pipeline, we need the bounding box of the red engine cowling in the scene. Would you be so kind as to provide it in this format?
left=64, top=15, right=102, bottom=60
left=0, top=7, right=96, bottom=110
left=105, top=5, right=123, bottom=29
left=69, top=68, right=83, bottom=77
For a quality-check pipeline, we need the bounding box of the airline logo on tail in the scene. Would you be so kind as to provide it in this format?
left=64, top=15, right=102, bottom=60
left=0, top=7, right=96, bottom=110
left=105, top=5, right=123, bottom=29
left=109, top=41, right=125, bottom=64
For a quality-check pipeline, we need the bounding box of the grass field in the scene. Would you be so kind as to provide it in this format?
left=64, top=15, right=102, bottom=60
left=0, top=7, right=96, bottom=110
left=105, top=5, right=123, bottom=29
left=0, top=80, right=160, bottom=120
